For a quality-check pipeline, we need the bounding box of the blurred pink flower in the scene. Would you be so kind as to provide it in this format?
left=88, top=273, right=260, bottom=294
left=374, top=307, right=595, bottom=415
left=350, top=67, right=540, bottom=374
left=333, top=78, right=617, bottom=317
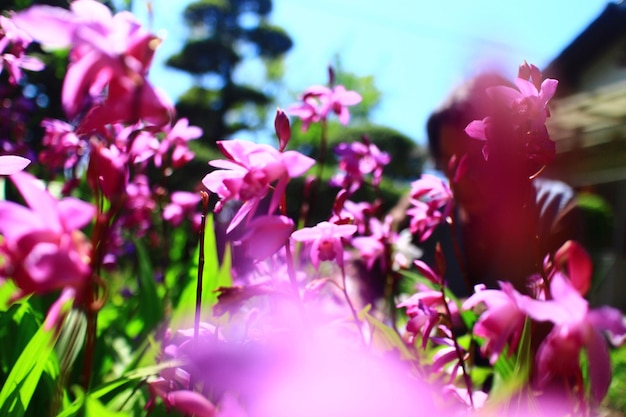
left=203, top=139, right=314, bottom=232
left=291, top=221, right=357, bottom=269
left=155, top=118, right=202, bottom=169
left=238, top=215, right=294, bottom=261
left=86, top=141, right=128, bottom=204
left=464, top=62, right=558, bottom=169
left=163, top=191, right=201, bottom=228
left=462, top=282, right=527, bottom=364
left=13, top=0, right=173, bottom=130
left=351, top=215, right=394, bottom=271
left=289, top=84, right=362, bottom=131
left=38, top=119, right=85, bottom=171
left=0, top=15, right=44, bottom=85
left=0, top=172, right=94, bottom=330
left=398, top=285, right=460, bottom=349
left=331, top=138, right=390, bottom=192
left=274, top=108, right=291, bottom=152
left=517, top=273, right=626, bottom=403
left=406, top=174, right=453, bottom=242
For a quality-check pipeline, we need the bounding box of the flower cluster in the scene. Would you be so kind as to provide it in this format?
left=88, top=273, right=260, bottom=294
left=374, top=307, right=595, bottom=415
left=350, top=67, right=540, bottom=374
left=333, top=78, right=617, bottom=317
left=464, top=62, right=558, bottom=175
left=0, top=3, right=623, bottom=415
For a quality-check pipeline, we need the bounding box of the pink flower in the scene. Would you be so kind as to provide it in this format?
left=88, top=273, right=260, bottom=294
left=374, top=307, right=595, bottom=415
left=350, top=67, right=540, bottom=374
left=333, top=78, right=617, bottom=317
left=0, top=15, right=44, bottom=85
left=398, top=290, right=445, bottom=348
left=518, top=273, right=626, bottom=403
left=274, top=108, right=291, bottom=152
left=38, top=119, right=85, bottom=171
left=406, top=174, right=453, bottom=242
left=0, top=172, right=94, bottom=311
left=154, top=118, right=202, bottom=169
left=163, top=191, right=201, bottom=228
left=203, top=139, right=314, bottom=232
left=122, top=175, right=156, bottom=236
left=351, top=215, right=394, bottom=271
left=464, top=62, right=558, bottom=170
left=13, top=0, right=174, bottom=130
left=462, top=282, right=527, bottom=364
left=288, top=84, right=362, bottom=131
left=86, top=141, right=128, bottom=204
left=331, top=137, right=390, bottom=192
left=291, top=221, right=357, bottom=269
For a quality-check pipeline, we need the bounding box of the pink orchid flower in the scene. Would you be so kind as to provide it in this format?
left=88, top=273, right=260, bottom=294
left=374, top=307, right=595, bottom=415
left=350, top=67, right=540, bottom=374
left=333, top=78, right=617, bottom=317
left=38, top=119, right=84, bottom=171
left=0, top=172, right=94, bottom=328
left=163, top=191, right=201, bottom=228
left=154, top=118, right=202, bottom=169
left=288, top=84, right=362, bottom=131
left=0, top=15, right=45, bottom=85
left=291, top=221, right=357, bottom=269
left=13, top=0, right=173, bottom=130
left=406, top=174, right=453, bottom=242
left=517, top=272, right=626, bottom=403
left=464, top=62, right=558, bottom=169
left=351, top=215, right=395, bottom=271
left=462, top=282, right=527, bottom=364
left=203, top=139, right=315, bottom=233
left=331, top=138, right=391, bottom=192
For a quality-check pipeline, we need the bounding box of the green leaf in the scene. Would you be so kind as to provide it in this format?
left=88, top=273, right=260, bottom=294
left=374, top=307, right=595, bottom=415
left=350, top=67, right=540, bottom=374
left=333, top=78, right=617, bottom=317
left=358, top=305, right=415, bottom=361
left=133, top=238, right=164, bottom=334
left=170, top=214, right=232, bottom=328
left=85, top=392, right=131, bottom=417
left=0, top=321, right=60, bottom=416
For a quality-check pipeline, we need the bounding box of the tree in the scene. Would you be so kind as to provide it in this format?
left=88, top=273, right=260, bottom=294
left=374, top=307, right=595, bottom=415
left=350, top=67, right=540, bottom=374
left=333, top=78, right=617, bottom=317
left=167, top=0, right=293, bottom=147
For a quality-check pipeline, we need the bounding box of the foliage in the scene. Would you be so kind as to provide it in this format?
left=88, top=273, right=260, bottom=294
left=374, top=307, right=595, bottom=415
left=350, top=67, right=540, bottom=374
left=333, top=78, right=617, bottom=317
left=0, top=3, right=625, bottom=417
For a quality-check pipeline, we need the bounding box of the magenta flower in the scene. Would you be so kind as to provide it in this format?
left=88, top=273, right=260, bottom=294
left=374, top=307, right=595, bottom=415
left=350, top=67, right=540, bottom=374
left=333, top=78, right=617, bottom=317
left=291, top=221, right=357, bottom=269
left=517, top=273, right=626, bottom=403
left=462, top=282, right=527, bottom=364
left=38, top=119, right=85, bottom=171
left=0, top=171, right=94, bottom=297
left=351, top=215, right=395, bottom=271
left=13, top=0, right=174, bottom=130
left=288, top=84, right=362, bottom=131
left=163, top=191, right=201, bottom=228
left=398, top=285, right=460, bottom=349
left=0, top=15, right=44, bottom=85
left=331, top=138, right=390, bottom=192
left=406, top=174, right=453, bottom=242
left=86, top=141, right=128, bottom=204
left=274, top=108, right=291, bottom=152
left=154, top=118, right=202, bottom=169
left=203, top=139, right=315, bottom=232
left=464, top=62, right=558, bottom=170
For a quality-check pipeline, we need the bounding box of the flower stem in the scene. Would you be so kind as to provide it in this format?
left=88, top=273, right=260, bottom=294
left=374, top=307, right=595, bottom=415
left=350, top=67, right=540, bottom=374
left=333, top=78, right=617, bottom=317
left=440, top=283, right=474, bottom=409
left=194, top=191, right=209, bottom=343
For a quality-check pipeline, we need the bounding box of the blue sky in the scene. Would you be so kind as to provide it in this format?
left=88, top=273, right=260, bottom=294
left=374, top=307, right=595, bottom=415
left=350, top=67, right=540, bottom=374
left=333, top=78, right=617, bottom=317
left=136, top=0, right=611, bottom=146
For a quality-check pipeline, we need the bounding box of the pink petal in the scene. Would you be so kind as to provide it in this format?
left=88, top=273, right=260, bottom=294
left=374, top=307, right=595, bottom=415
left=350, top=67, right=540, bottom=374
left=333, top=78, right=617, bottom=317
left=0, top=201, right=43, bottom=239
left=57, top=197, right=95, bottom=231
left=586, top=327, right=612, bottom=403
left=12, top=5, right=76, bottom=48
left=464, top=119, right=487, bottom=141
left=0, top=155, right=30, bottom=175
left=166, top=390, right=216, bottom=417
left=240, top=215, right=294, bottom=261
left=10, top=171, right=61, bottom=233
left=513, top=78, right=539, bottom=97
